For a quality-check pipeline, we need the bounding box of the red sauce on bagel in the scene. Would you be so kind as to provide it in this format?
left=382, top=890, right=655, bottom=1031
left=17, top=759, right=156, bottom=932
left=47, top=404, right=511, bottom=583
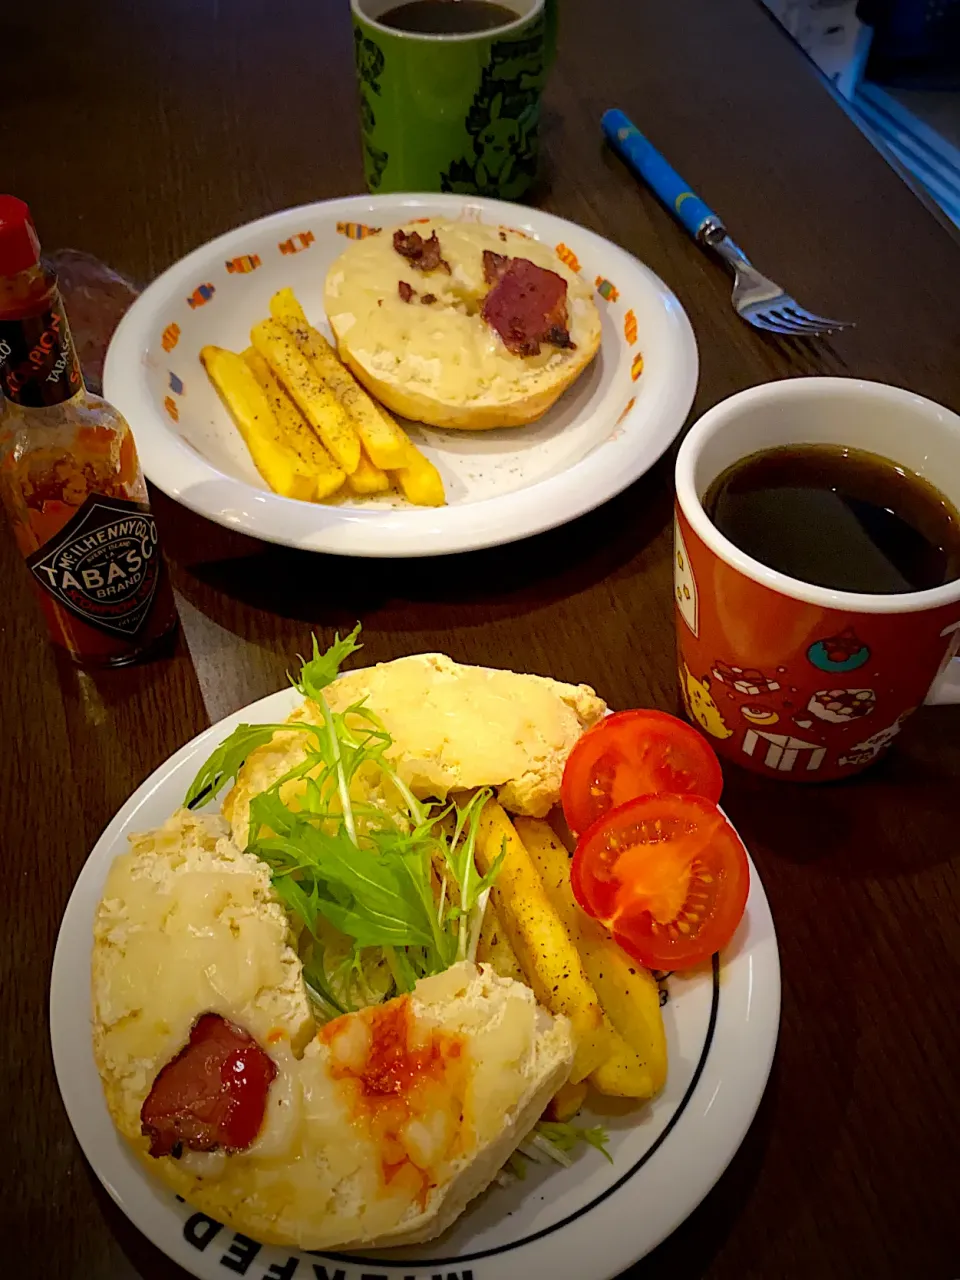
left=140, top=1013, right=276, bottom=1158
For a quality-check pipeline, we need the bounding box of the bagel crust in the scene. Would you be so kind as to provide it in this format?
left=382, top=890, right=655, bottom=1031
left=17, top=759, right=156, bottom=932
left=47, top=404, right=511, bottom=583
left=324, top=218, right=602, bottom=430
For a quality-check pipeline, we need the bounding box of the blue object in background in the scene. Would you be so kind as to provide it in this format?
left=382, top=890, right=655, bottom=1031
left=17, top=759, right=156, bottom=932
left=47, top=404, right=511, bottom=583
left=853, top=82, right=960, bottom=227
left=860, top=0, right=960, bottom=85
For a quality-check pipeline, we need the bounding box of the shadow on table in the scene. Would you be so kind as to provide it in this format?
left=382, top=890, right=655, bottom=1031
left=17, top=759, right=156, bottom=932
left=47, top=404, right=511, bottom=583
left=159, top=454, right=675, bottom=634
left=620, top=928, right=865, bottom=1280
left=88, top=1171, right=193, bottom=1279
left=723, top=708, right=959, bottom=879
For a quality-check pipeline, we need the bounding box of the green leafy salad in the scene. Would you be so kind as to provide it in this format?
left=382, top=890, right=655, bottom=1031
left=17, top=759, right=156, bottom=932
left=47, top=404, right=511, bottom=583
left=183, top=624, right=609, bottom=1167
left=184, top=624, right=504, bottom=1018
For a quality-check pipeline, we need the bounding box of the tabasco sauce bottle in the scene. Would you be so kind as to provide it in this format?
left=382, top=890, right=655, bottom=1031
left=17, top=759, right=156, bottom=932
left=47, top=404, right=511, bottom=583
left=0, top=195, right=178, bottom=666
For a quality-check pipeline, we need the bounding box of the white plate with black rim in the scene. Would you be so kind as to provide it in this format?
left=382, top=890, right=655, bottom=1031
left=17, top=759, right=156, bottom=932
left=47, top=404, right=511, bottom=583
left=103, top=193, right=698, bottom=557
left=50, top=683, right=779, bottom=1280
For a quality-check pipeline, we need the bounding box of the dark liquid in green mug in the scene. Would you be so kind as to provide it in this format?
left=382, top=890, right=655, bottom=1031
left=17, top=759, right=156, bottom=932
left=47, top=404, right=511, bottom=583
left=378, top=1, right=521, bottom=34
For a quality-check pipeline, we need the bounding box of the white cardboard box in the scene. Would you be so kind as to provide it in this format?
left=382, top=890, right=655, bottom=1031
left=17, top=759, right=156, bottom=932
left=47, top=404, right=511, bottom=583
left=762, top=0, right=873, bottom=97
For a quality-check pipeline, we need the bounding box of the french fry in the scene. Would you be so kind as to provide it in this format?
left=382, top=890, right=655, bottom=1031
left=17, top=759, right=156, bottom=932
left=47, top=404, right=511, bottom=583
left=251, top=319, right=361, bottom=474
left=268, top=285, right=310, bottom=329
left=270, top=287, right=412, bottom=472
left=347, top=450, right=391, bottom=495
left=268, top=287, right=446, bottom=504
left=515, top=818, right=667, bottom=1099
left=200, top=346, right=316, bottom=501
left=545, top=1079, right=589, bottom=1124
left=241, top=347, right=345, bottom=501
left=473, top=799, right=610, bottom=1084
left=589, top=1037, right=660, bottom=1098
left=475, top=903, right=526, bottom=985
left=393, top=442, right=446, bottom=508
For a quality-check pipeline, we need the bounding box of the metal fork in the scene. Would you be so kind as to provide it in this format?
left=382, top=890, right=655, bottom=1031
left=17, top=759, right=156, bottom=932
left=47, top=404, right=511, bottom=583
left=601, top=109, right=853, bottom=338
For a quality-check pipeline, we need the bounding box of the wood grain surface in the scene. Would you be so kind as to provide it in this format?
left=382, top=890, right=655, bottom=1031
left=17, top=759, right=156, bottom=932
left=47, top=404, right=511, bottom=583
left=3, top=1, right=959, bottom=1277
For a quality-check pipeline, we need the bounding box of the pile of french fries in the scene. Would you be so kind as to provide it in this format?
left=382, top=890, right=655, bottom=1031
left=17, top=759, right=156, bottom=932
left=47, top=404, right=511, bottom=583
left=474, top=799, right=668, bottom=1119
left=200, top=288, right=445, bottom=507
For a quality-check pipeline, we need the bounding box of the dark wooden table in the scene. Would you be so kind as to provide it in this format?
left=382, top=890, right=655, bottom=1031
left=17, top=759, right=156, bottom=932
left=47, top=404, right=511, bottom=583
left=4, top=1, right=960, bottom=1277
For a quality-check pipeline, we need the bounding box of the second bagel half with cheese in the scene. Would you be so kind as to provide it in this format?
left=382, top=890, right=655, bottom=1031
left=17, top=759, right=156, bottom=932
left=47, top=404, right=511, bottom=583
left=92, top=809, right=575, bottom=1251
left=324, top=218, right=602, bottom=430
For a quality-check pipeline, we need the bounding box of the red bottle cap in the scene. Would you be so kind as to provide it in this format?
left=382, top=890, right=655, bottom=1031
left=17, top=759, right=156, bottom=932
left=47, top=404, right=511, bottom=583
left=0, top=196, right=42, bottom=276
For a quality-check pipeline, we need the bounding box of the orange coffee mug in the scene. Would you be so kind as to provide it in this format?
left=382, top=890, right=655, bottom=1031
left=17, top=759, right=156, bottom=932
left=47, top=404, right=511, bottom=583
left=674, top=378, right=960, bottom=781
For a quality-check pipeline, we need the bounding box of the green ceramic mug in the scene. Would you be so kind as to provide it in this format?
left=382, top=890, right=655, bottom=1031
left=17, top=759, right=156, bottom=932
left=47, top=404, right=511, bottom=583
left=351, top=0, right=548, bottom=199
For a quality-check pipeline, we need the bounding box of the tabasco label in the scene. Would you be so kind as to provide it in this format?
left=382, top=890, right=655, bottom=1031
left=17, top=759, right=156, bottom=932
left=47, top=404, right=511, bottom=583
left=0, top=293, right=83, bottom=407
left=26, top=494, right=161, bottom=637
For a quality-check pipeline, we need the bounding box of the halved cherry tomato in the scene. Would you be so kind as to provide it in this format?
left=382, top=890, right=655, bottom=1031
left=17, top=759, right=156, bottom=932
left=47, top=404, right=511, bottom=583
left=562, top=709, right=723, bottom=836
left=571, top=793, right=749, bottom=971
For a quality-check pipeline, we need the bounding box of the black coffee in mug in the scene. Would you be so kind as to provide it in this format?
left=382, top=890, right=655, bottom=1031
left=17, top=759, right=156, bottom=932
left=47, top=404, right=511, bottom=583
left=378, top=1, right=521, bottom=34
left=703, top=443, right=960, bottom=594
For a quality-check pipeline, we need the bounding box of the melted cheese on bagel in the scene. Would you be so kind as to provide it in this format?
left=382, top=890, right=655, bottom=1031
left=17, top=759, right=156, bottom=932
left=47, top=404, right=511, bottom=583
left=223, top=653, right=608, bottom=844
left=324, top=218, right=602, bottom=428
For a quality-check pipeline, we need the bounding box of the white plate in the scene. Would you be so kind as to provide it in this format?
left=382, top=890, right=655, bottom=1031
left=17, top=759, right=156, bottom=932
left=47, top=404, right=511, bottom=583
left=52, top=682, right=779, bottom=1280
left=103, top=194, right=698, bottom=556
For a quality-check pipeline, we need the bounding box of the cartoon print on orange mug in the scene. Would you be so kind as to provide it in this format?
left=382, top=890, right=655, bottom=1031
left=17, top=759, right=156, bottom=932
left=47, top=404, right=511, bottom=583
left=710, top=661, right=781, bottom=698
left=704, top=658, right=835, bottom=768
left=742, top=728, right=826, bottom=774
left=838, top=709, right=916, bottom=768
left=807, top=687, right=876, bottom=725
left=674, top=514, right=699, bottom=637
left=740, top=704, right=780, bottom=726
left=680, top=661, right=732, bottom=739
left=807, top=627, right=871, bottom=674
left=936, top=619, right=960, bottom=671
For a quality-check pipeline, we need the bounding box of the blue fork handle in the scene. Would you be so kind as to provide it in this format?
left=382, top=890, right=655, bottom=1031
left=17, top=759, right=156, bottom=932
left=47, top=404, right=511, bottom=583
left=601, top=108, right=721, bottom=241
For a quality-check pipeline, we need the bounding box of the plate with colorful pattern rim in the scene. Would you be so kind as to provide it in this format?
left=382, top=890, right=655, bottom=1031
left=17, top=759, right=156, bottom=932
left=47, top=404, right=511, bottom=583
left=103, top=194, right=698, bottom=556
left=50, top=681, right=779, bottom=1280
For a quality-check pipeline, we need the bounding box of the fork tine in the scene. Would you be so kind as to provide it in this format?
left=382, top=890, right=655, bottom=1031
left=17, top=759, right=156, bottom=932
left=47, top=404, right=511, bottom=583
left=781, top=304, right=854, bottom=332
left=748, top=312, right=812, bottom=336
left=770, top=307, right=837, bottom=336
left=755, top=306, right=850, bottom=337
